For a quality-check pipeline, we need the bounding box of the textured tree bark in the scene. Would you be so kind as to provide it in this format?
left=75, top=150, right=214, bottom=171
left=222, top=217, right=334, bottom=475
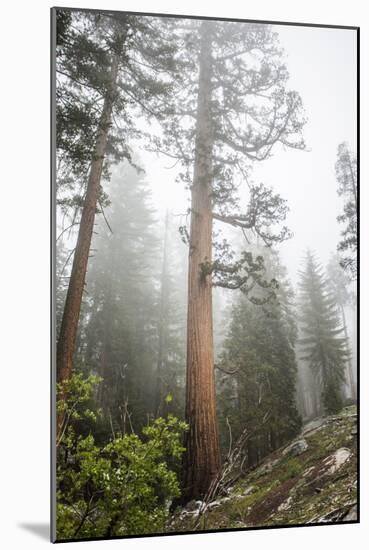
left=56, top=56, right=119, bottom=436
left=182, top=22, right=221, bottom=500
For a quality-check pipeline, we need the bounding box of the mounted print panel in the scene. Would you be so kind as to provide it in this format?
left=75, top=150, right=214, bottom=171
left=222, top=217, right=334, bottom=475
left=51, top=7, right=358, bottom=543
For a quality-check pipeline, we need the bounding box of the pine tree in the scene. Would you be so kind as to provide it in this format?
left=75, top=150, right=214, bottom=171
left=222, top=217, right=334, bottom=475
left=155, top=212, right=187, bottom=418
left=219, top=249, right=301, bottom=466
left=298, top=251, right=349, bottom=414
left=335, top=143, right=357, bottom=279
left=81, top=162, right=160, bottom=434
left=326, top=254, right=356, bottom=400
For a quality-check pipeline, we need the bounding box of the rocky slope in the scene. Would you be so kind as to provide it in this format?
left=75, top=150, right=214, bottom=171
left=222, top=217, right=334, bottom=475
left=170, top=405, right=357, bottom=532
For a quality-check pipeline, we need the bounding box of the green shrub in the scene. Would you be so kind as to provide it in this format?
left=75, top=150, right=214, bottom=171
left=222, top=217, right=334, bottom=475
left=278, top=458, right=303, bottom=483
left=56, top=373, right=188, bottom=539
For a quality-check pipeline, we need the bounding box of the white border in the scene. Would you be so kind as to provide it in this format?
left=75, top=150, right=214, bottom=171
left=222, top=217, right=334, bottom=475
left=1, top=1, right=367, bottom=548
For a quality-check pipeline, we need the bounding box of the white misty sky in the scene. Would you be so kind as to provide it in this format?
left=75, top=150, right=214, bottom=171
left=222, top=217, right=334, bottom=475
left=256, top=24, right=357, bottom=283
left=136, top=21, right=357, bottom=287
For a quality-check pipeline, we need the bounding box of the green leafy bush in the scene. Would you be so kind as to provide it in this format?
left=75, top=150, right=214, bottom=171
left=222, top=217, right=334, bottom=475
left=56, top=374, right=187, bottom=539
left=56, top=373, right=102, bottom=447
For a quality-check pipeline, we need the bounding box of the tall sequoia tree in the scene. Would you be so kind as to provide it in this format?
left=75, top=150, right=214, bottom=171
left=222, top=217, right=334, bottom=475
left=335, top=142, right=357, bottom=279
left=55, top=9, right=179, bottom=431
left=298, top=251, right=349, bottom=414
left=156, top=20, right=305, bottom=499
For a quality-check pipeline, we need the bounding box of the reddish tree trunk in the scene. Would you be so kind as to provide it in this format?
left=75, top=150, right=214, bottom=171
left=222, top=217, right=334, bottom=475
left=182, top=22, right=221, bottom=500
left=56, top=56, right=119, bottom=436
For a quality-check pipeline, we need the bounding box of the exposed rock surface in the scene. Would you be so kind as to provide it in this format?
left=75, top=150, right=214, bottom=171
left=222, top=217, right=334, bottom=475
left=186, top=500, right=202, bottom=512
left=302, top=418, right=326, bottom=435
left=342, top=504, right=357, bottom=521
left=282, top=439, right=308, bottom=457
left=258, top=458, right=280, bottom=476
left=169, top=405, right=357, bottom=533
left=324, top=448, right=351, bottom=475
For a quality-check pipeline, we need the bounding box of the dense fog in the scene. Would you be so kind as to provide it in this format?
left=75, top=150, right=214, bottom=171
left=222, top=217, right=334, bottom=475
left=54, top=9, right=357, bottom=539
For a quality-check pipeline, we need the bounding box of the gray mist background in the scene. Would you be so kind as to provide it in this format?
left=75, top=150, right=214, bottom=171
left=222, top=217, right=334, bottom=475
left=137, top=24, right=357, bottom=285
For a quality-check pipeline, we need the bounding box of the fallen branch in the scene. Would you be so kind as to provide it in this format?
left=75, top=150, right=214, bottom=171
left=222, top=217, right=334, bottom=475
left=191, top=409, right=271, bottom=530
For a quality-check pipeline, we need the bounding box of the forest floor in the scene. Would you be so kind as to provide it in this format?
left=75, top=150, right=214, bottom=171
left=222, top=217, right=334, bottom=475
left=169, top=405, right=357, bottom=532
